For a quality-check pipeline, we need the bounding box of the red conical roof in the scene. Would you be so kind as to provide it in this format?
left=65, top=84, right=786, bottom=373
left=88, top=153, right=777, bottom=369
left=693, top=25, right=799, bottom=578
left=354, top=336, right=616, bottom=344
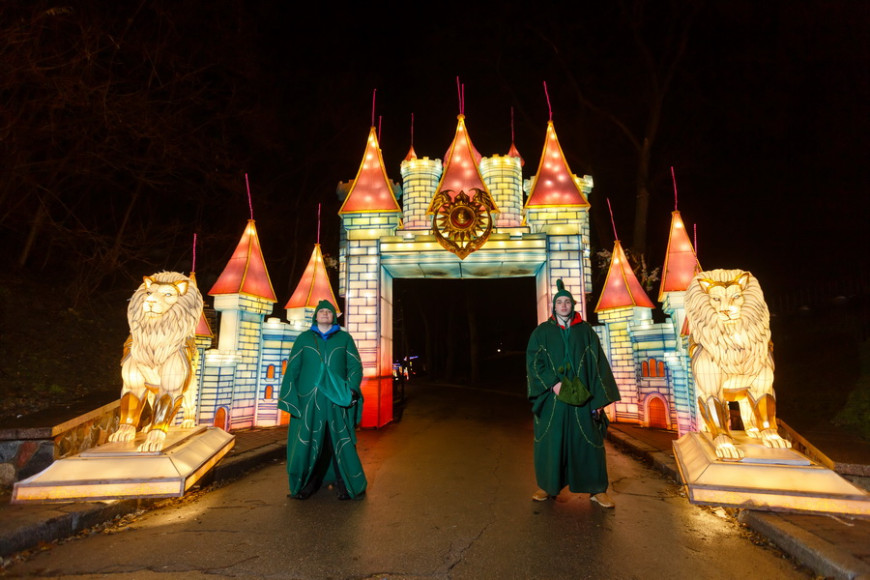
left=404, top=144, right=417, bottom=162
left=525, top=121, right=589, bottom=208
left=427, top=115, right=497, bottom=212
left=188, top=272, right=213, bottom=337
left=507, top=141, right=524, bottom=166
left=658, top=210, right=701, bottom=301
left=595, top=240, right=655, bottom=312
left=338, top=127, right=401, bottom=214
left=284, top=244, right=341, bottom=315
left=208, top=219, right=277, bottom=302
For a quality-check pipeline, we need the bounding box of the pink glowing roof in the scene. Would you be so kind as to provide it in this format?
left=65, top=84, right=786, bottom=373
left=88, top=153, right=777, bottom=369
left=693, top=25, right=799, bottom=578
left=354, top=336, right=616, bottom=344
left=428, top=115, right=496, bottom=212
left=284, top=244, right=341, bottom=315
left=195, top=311, right=213, bottom=337
left=208, top=219, right=278, bottom=302
left=595, top=240, right=655, bottom=312
left=658, top=210, right=701, bottom=301
left=525, top=121, right=589, bottom=208
left=404, top=145, right=417, bottom=162
left=507, top=141, right=524, bottom=166
left=188, top=272, right=213, bottom=337
left=338, top=127, right=401, bottom=215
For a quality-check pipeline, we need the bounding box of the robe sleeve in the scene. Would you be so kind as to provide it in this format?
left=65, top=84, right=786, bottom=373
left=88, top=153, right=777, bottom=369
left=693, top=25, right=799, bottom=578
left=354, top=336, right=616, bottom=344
left=278, top=333, right=306, bottom=417
left=344, top=333, right=364, bottom=426
left=526, top=324, right=559, bottom=416
left=580, top=324, right=621, bottom=409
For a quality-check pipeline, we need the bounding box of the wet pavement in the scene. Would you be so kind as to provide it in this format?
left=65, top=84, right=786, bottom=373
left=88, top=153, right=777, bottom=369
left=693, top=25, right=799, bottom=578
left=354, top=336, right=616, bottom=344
left=1, top=380, right=869, bottom=579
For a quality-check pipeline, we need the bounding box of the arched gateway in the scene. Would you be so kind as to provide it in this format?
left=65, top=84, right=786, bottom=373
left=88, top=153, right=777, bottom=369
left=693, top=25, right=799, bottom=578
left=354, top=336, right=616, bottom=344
left=337, top=115, right=593, bottom=427
left=197, top=110, right=699, bottom=437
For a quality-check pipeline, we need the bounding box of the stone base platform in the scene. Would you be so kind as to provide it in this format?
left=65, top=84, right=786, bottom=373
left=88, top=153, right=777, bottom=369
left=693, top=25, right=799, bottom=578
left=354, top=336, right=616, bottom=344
left=673, top=431, right=870, bottom=518
left=11, top=426, right=234, bottom=504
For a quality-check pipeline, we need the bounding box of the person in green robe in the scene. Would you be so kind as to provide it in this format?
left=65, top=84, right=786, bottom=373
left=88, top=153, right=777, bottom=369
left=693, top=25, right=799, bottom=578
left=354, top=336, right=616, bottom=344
left=526, top=280, right=621, bottom=508
left=278, top=299, right=366, bottom=500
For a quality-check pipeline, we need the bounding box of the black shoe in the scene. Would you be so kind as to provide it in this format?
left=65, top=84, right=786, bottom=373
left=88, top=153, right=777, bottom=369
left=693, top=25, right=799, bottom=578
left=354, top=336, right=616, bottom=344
left=336, top=479, right=350, bottom=500
left=290, top=478, right=320, bottom=500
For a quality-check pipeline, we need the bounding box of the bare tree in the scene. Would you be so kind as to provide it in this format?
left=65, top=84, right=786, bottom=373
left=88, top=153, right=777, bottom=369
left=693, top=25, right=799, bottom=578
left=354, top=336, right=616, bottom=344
left=0, top=1, right=261, bottom=304
left=523, top=0, right=702, bottom=258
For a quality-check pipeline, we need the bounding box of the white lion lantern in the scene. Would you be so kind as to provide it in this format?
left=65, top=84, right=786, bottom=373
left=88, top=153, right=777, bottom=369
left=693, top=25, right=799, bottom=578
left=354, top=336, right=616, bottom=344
left=685, top=269, right=791, bottom=460
left=108, top=272, right=203, bottom=452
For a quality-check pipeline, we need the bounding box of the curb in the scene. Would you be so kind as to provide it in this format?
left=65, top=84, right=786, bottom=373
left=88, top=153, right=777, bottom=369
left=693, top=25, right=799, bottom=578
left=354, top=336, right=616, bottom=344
left=738, top=511, right=870, bottom=580
left=606, top=427, right=680, bottom=482
left=606, top=426, right=870, bottom=580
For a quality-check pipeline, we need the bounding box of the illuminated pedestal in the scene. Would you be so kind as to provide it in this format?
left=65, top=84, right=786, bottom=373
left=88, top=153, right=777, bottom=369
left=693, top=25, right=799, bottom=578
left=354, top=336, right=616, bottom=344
left=673, top=431, right=870, bottom=518
left=11, top=426, right=234, bottom=504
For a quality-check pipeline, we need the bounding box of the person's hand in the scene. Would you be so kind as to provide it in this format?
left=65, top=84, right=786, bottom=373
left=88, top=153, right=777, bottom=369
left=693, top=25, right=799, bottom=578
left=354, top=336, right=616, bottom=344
left=553, top=382, right=562, bottom=395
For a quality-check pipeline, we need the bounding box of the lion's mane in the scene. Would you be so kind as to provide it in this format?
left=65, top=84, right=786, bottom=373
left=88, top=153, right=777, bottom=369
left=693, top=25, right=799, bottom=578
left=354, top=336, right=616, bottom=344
left=126, top=271, right=203, bottom=368
left=685, top=268, right=771, bottom=376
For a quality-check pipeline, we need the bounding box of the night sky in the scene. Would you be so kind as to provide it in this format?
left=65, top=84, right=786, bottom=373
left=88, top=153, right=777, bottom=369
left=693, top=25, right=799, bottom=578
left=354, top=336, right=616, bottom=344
left=229, top=1, right=866, bottom=365
left=243, top=1, right=868, bottom=300
left=4, top=1, right=867, bottom=352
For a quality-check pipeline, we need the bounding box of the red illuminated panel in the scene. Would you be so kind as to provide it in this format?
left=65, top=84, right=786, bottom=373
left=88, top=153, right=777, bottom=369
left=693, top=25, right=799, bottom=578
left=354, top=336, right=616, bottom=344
left=507, top=141, right=524, bottom=166
left=595, top=240, right=655, bottom=311
left=195, top=311, right=213, bottom=338
left=208, top=219, right=278, bottom=302
left=284, top=244, right=341, bottom=315
left=658, top=210, right=701, bottom=301
left=359, top=377, right=394, bottom=428
left=428, top=115, right=495, bottom=211
left=339, top=127, right=402, bottom=214
left=525, top=121, right=589, bottom=208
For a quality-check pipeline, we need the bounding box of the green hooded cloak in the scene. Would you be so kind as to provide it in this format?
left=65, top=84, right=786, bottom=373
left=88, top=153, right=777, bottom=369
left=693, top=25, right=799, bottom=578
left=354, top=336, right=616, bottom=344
left=526, top=282, right=621, bottom=495
left=278, top=300, right=366, bottom=498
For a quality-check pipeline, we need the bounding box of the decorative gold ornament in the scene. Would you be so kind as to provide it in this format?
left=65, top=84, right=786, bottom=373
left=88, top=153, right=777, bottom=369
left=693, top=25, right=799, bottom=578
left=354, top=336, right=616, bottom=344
left=430, top=188, right=495, bottom=259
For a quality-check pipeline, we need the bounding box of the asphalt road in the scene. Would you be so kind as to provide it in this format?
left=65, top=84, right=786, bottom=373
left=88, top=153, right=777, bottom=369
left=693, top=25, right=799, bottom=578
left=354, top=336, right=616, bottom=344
left=2, top=382, right=812, bottom=579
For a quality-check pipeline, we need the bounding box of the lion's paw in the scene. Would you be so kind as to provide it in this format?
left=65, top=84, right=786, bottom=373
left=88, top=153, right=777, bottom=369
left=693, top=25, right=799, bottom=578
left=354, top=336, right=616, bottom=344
left=137, top=430, right=167, bottom=452
left=744, top=427, right=761, bottom=439
left=180, top=419, right=195, bottom=429
left=760, top=430, right=792, bottom=449
left=108, top=424, right=137, bottom=443
left=713, top=434, right=744, bottom=460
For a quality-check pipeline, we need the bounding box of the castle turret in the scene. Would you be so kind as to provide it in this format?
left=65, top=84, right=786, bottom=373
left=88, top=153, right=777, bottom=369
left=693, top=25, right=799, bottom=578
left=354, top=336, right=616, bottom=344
left=480, top=154, right=523, bottom=229
left=400, top=144, right=442, bottom=230
left=285, top=243, right=341, bottom=329
left=658, top=209, right=701, bottom=435
left=524, top=120, right=593, bottom=320
left=338, top=126, right=403, bottom=427
left=594, top=239, right=655, bottom=424
left=204, top=219, right=277, bottom=429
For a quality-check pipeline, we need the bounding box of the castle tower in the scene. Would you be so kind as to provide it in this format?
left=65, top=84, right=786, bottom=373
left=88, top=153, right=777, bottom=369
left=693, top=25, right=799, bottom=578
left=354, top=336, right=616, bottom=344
left=399, top=145, right=442, bottom=231
left=658, top=209, right=701, bottom=434
left=594, top=239, right=655, bottom=424
left=285, top=243, right=342, bottom=328
left=524, top=120, right=593, bottom=321
left=480, top=154, right=523, bottom=229
left=204, top=219, right=278, bottom=430
left=187, top=272, right=213, bottom=426
left=338, top=126, right=403, bottom=428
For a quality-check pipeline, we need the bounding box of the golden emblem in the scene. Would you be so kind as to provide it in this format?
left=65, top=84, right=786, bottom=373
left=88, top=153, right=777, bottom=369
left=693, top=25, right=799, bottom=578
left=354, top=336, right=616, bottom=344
left=430, top=188, right=496, bottom=259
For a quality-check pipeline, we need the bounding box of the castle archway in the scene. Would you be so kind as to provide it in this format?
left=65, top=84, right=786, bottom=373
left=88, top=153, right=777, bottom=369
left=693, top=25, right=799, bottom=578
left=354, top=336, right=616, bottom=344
left=393, top=277, right=538, bottom=392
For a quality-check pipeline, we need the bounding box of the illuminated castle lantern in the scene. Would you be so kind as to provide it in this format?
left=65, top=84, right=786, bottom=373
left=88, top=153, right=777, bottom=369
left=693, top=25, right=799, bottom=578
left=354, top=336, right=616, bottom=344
left=337, top=126, right=404, bottom=428
left=184, top=104, right=701, bottom=437
left=337, top=112, right=598, bottom=427
left=594, top=239, right=655, bottom=423
left=524, top=120, right=593, bottom=322
left=202, top=219, right=279, bottom=430
left=658, top=209, right=701, bottom=435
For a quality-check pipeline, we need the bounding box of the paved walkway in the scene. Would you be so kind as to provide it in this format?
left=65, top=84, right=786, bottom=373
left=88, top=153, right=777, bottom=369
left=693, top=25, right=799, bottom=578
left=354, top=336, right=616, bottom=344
left=1, top=384, right=869, bottom=578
